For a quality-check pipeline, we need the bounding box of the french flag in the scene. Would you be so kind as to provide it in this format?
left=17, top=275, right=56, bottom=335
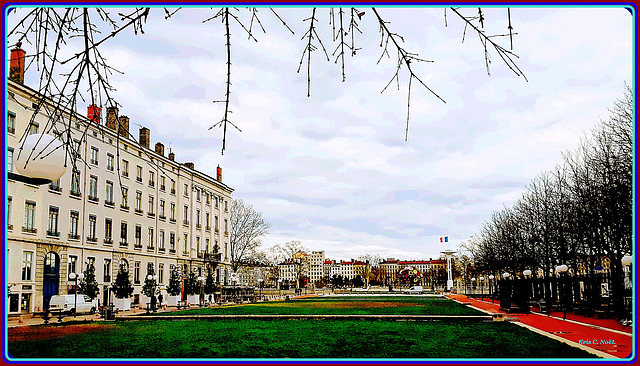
left=440, top=236, right=448, bottom=243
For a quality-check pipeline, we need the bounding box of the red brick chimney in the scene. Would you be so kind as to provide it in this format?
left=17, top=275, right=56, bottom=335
left=155, top=142, right=164, bottom=156
left=217, top=165, right=222, bottom=182
left=139, top=127, right=150, bottom=149
left=168, top=151, right=175, bottom=161
left=10, top=42, right=26, bottom=84
left=88, top=105, right=101, bottom=124
left=185, top=162, right=194, bottom=170
left=118, top=116, right=130, bottom=138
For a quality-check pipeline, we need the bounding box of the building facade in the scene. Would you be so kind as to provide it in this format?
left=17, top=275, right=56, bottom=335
left=6, top=49, right=234, bottom=314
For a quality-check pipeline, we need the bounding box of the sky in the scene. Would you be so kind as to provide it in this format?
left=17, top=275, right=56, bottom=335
left=7, top=6, right=634, bottom=262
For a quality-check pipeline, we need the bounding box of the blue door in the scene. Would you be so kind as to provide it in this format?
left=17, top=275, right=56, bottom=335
left=42, top=252, right=60, bottom=310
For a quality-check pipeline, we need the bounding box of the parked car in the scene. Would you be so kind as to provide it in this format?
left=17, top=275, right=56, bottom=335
left=404, top=286, right=424, bottom=294
left=49, top=294, right=97, bottom=315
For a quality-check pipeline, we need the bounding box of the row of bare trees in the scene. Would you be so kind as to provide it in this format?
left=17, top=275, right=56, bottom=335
left=462, top=85, right=633, bottom=297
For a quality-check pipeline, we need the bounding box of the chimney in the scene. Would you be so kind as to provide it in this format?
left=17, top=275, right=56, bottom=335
left=185, top=162, right=194, bottom=170
left=106, top=107, right=118, bottom=131
left=118, top=116, right=130, bottom=138
left=10, top=42, right=26, bottom=84
left=168, top=151, right=175, bottom=161
left=139, top=127, right=150, bottom=149
left=87, top=105, right=101, bottom=124
left=155, top=142, right=164, bottom=156
left=216, top=165, right=222, bottom=182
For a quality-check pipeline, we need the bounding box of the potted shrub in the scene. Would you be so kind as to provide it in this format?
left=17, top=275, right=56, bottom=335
left=111, top=264, right=134, bottom=311
left=166, top=266, right=182, bottom=306
left=185, top=271, right=200, bottom=305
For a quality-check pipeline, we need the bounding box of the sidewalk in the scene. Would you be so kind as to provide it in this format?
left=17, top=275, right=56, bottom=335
left=447, top=294, right=634, bottom=358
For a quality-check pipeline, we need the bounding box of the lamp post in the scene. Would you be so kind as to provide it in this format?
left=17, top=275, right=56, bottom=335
left=278, top=278, right=283, bottom=298
left=197, top=276, right=205, bottom=305
left=555, top=264, right=568, bottom=320
left=68, top=272, right=84, bottom=317
left=479, top=276, right=484, bottom=300
left=146, top=274, right=158, bottom=311
left=258, top=278, right=264, bottom=300
left=488, top=275, right=494, bottom=303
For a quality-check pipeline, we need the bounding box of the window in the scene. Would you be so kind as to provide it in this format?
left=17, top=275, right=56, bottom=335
left=88, top=215, right=97, bottom=241
left=215, top=216, right=219, bottom=232
left=158, top=263, right=164, bottom=284
left=107, top=153, right=114, bottom=171
left=22, top=252, right=33, bottom=281
left=134, top=261, right=140, bottom=284
left=196, top=210, right=201, bottom=229
left=70, top=169, right=81, bottom=196
left=122, top=160, right=129, bottom=177
left=159, top=200, right=165, bottom=218
left=135, top=191, right=142, bottom=212
left=70, top=211, right=79, bottom=239
left=225, top=200, right=228, bottom=211
left=106, top=181, right=114, bottom=205
left=135, top=225, right=142, bottom=247
left=105, top=218, right=113, bottom=243
left=206, top=238, right=210, bottom=252
left=206, top=213, right=210, bottom=230
left=49, top=179, right=61, bottom=192
left=148, top=227, right=154, bottom=249
left=160, top=176, right=166, bottom=191
left=183, top=205, right=189, bottom=225
left=47, top=206, right=59, bottom=236
left=215, top=196, right=219, bottom=208
left=170, top=203, right=176, bottom=221
left=89, top=176, right=98, bottom=201
left=7, top=148, right=14, bottom=173
left=147, top=262, right=154, bottom=275
left=196, top=236, right=201, bottom=253
left=7, top=196, right=12, bottom=230
left=224, top=219, right=228, bottom=233
left=23, top=201, right=36, bottom=233
left=184, top=184, right=189, bottom=197
left=90, top=146, right=99, bottom=165
left=28, top=122, right=39, bottom=135
left=104, top=259, right=112, bottom=282
left=7, top=111, right=15, bottom=134
left=196, top=189, right=201, bottom=202
left=120, top=222, right=128, bottom=245
left=148, top=196, right=154, bottom=215
left=72, top=139, right=81, bottom=157
left=68, top=255, right=77, bottom=276
left=121, top=187, right=129, bottom=209
left=149, top=171, right=155, bottom=187
left=206, top=193, right=210, bottom=205
left=136, top=166, right=143, bottom=182
left=159, top=230, right=165, bottom=250
left=170, top=232, right=176, bottom=252
left=183, top=234, right=189, bottom=254
left=171, top=179, right=176, bottom=195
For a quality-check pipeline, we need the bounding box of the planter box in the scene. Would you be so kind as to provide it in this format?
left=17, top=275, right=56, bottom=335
left=166, top=295, right=180, bottom=306
left=114, top=298, right=131, bottom=311
left=187, top=294, right=200, bottom=306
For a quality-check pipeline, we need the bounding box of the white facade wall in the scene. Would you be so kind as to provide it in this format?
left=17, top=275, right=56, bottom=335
left=6, top=79, right=234, bottom=314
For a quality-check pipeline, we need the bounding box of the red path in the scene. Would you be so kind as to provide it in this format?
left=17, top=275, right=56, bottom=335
left=447, top=294, right=634, bottom=359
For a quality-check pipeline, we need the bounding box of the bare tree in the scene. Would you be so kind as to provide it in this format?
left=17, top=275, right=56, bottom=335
left=228, top=198, right=270, bottom=272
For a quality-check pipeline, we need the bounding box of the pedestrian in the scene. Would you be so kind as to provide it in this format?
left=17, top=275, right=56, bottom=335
left=158, top=293, right=163, bottom=309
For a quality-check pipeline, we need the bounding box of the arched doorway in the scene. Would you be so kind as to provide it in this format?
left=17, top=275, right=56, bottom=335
left=42, top=251, right=60, bottom=310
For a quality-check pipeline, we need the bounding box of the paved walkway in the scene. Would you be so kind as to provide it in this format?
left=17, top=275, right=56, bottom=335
left=447, top=294, right=634, bottom=359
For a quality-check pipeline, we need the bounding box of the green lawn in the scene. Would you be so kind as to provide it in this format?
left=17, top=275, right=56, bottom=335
left=8, top=319, right=597, bottom=359
left=164, top=296, right=483, bottom=316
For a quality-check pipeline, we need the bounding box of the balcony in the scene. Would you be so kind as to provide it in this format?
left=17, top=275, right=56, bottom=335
left=88, top=195, right=99, bottom=203
left=104, top=239, right=113, bottom=245
left=147, top=212, right=155, bottom=218
left=147, top=246, right=155, bottom=252
left=204, top=252, right=222, bottom=262
left=68, top=233, right=80, bottom=240
left=104, top=200, right=115, bottom=207
left=158, top=247, right=166, bottom=253
left=169, top=218, right=176, bottom=224
left=134, top=243, right=142, bottom=249
left=46, top=230, right=60, bottom=237
left=120, top=240, right=128, bottom=247
left=87, top=236, right=98, bottom=243
left=160, top=185, right=165, bottom=191
left=149, top=181, right=155, bottom=188
left=171, top=189, right=176, bottom=195
left=169, top=249, right=176, bottom=254
left=205, top=226, right=211, bottom=232
left=8, top=126, right=15, bottom=134
left=48, top=185, right=62, bottom=193
left=159, top=215, right=166, bottom=221
left=69, top=190, right=82, bottom=198
left=136, top=176, right=143, bottom=183
left=22, top=227, right=37, bottom=234
left=134, top=208, right=143, bottom=215
left=90, top=159, right=98, bottom=165
left=120, top=204, right=130, bottom=211
left=196, top=224, right=201, bottom=230
left=8, top=224, right=13, bottom=230
left=122, top=172, right=129, bottom=178
left=182, top=220, right=189, bottom=227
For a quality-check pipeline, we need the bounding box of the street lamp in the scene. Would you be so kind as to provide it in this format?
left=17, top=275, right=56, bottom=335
left=68, top=272, right=84, bottom=317
left=146, top=274, right=159, bottom=311
left=197, top=276, right=205, bottom=305
left=479, top=276, right=484, bottom=300
left=258, top=278, right=264, bottom=299
left=278, top=278, right=283, bottom=298
left=555, top=264, right=568, bottom=320
left=471, top=278, right=476, bottom=296
left=488, top=275, right=495, bottom=303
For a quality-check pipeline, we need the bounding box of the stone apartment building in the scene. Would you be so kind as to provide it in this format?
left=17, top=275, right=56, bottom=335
left=5, top=44, right=234, bottom=315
